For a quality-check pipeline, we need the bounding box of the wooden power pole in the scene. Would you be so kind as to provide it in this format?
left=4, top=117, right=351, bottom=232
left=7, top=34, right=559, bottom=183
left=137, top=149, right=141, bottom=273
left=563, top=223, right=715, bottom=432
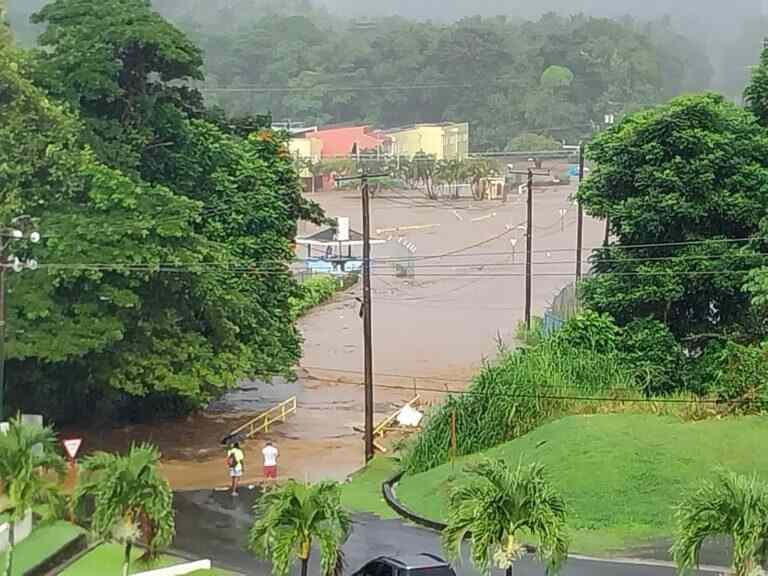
left=576, top=143, right=585, bottom=281
left=335, top=172, right=387, bottom=463
left=508, top=166, right=549, bottom=331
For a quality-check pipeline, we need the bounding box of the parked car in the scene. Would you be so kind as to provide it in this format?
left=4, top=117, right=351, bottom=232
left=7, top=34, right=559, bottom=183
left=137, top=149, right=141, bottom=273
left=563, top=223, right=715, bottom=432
left=351, top=554, right=456, bottom=576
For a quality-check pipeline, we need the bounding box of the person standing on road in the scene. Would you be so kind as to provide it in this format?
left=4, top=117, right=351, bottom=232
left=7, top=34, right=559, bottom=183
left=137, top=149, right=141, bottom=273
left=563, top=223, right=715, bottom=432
left=227, top=441, right=245, bottom=495
left=262, top=441, right=279, bottom=481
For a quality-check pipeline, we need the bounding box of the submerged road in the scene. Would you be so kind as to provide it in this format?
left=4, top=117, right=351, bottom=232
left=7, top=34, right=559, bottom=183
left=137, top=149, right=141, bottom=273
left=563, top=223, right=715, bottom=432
left=172, top=489, right=725, bottom=576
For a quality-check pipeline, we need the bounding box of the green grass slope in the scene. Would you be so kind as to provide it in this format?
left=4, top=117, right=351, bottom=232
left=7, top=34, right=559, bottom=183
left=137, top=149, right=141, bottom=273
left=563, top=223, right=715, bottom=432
left=341, top=457, right=399, bottom=519
left=397, top=414, right=768, bottom=555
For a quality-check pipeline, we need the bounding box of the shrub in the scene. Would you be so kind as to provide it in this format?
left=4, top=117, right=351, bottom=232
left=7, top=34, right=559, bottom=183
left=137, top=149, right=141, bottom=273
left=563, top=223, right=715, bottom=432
left=617, top=318, right=685, bottom=395
left=554, top=310, right=619, bottom=353
left=696, top=341, right=768, bottom=412
left=289, top=274, right=357, bottom=319
left=401, top=340, right=638, bottom=474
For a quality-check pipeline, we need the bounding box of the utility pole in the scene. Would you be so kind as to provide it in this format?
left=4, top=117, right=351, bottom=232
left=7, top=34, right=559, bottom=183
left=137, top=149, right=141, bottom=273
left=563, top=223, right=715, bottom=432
left=0, top=218, right=40, bottom=422
left=576, top=143, right=585, bottom=281
left=508, top=165, right=549, bottom=331
left=361, top=173, right=374, bottom=463
left=525, top=169, right=533, bottom=331
left=335, top=172, right=387, bottom=463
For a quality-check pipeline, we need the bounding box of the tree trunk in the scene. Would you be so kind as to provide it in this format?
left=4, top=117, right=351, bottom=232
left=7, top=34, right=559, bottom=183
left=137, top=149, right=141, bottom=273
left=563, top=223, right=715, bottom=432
left=3, top=521, right=15, bottom=576
left=301, top=557, right=309, bottom=576
left=122, top=541, right=132, bottom=576
left=505, top=564, right=513, bottom=576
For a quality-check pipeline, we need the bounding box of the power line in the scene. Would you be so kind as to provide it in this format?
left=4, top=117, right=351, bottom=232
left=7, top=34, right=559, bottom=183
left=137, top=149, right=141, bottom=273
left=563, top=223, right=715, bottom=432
left=299, top=366, right=752, bottom=406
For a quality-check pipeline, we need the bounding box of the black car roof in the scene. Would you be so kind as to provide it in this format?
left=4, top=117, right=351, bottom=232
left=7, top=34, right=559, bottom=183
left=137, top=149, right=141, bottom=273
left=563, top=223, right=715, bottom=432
left=377, top=554, right=449, bottom=569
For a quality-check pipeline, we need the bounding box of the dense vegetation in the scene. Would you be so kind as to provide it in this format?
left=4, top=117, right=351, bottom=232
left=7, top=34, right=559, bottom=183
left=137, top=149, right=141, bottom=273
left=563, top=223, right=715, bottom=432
left=402, top=335, right=640, bottom=474
left=194, top=13, right=711, bottom=150
left=1, top=0, right=322, bottom=423
left=398, top=414, right=768, bottom=554
left=289, top=274, right=357, bottom=319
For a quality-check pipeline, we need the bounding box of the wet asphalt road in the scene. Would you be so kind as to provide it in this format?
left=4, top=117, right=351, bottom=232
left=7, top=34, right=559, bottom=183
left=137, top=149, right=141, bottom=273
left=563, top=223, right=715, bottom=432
left=172, top=489, right=725, bottom=576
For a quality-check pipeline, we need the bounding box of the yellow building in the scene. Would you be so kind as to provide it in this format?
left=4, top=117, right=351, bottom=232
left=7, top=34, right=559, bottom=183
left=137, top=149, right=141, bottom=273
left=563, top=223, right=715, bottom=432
left=288, top=137, right=323, bottom=177
left=386, top=122, right=469, bottom=161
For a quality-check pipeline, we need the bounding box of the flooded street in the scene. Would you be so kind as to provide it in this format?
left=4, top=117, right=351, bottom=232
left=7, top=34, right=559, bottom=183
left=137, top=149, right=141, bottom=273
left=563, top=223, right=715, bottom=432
left=73, top=185, right=605, bottom=489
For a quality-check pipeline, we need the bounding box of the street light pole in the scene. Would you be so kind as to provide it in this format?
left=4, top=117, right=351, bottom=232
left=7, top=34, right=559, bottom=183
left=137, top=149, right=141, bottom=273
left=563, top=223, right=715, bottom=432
left=0, top=219, right=41, bottom=422
left=0, top=245, right=6, bottom=423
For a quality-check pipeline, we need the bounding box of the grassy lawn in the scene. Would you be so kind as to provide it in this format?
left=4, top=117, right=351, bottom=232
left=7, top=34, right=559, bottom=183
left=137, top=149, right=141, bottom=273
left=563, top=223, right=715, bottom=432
left=341, top=457, right=400, bottom=518
left=397, top=414, right=768, bottom=555
left=60, top=543, right=238, bottom=576
left=0, top=521, right=84, bottom=576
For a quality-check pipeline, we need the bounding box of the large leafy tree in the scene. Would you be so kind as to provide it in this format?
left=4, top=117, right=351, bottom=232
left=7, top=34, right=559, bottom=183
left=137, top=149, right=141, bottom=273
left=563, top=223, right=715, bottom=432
left=578, top=93, right=768, bottom=348
left=3, top=0, right=321, bottom=421
left=74, top=444, right=174, bottom=576
left=31, top=0, right=205, bottom=174
left=0, top=416, right=66, bottom=576
left=249, top=481, right=351, bottom=576
left=673, top=471, right=768, bottom=576
left=442, top=459, right=569, bottom=576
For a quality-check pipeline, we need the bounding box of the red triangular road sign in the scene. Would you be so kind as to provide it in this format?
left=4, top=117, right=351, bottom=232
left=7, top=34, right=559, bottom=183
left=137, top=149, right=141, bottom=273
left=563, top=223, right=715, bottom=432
left=62, top=438, right=82, bottom=460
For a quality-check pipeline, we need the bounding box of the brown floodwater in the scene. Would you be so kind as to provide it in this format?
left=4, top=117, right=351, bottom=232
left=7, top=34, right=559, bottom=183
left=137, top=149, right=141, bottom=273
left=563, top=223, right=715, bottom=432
left=64, top=183, right=605, bottom=489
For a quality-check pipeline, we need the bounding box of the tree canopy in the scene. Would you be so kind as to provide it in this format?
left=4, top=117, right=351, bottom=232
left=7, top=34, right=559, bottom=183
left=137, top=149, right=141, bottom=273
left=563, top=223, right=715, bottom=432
left=193, top=12, right=711, bottom=150
left=2, top=0, right=322, bottom=423
left=578, top=93, right=768, bottom=351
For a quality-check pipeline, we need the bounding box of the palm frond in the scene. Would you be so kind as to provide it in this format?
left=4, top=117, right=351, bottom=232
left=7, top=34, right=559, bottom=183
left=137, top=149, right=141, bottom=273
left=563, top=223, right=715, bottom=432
left=673, top=470, right=768, bottom=576
left=442, top=459, right=569, bottom=576
left=249, top=480, right=352, bottom=576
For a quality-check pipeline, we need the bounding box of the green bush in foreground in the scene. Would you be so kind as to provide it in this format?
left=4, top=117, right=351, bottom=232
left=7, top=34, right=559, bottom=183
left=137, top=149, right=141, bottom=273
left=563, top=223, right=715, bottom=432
left=673, top=470, right=768, bottom=576
left=402, top=340, right=638, bottom=474
left=442, top=459, right=568, bottom=576
left=250, top=481, right=351, bottom=576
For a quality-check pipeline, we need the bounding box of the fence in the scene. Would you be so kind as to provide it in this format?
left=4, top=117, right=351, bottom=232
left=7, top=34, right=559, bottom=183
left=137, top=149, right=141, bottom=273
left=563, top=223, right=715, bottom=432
left=224, top=397, right=297, bottom=443
left=543, top=281, right=581, bottom=335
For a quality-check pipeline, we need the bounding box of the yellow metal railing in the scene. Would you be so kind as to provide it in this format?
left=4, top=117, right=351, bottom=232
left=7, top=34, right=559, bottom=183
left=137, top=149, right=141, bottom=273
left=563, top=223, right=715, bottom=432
left=371, top=395, right=421, bottom=453
left=228, top=397, right=297, bottom=441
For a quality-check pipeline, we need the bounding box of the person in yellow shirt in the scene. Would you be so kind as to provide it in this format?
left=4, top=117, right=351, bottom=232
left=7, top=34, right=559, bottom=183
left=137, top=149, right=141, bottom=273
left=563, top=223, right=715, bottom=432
left=227, top=441, right=245, bottom=495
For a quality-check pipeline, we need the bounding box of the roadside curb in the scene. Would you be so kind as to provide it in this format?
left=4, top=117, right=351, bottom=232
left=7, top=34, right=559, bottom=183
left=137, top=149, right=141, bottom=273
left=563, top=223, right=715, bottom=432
left=381, top=474, right=730, bottom=574
left=381, top=472, right=447, bottom=532
left=381, top=472, right=537, bottom=554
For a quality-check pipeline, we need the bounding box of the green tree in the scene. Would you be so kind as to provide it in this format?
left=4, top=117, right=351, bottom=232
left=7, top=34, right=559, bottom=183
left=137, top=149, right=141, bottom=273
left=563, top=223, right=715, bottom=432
left=442, top=459, right=569, bottom=576
left=540, top=65, right=574, bottom=90
left=578, top=93, right=768, bottom=347
left=3, top=0, right=322, bottom=421
left=249, top=481, right=351, bottom=576
left=0, top=416, right=66, bottom=576
left=74, top=444, right=174, bottom=576
left=745, top=46, right=768, bottom=127
left=673, top=471, right=768, bottom=576
left=31, top=0, right=205, bottom=174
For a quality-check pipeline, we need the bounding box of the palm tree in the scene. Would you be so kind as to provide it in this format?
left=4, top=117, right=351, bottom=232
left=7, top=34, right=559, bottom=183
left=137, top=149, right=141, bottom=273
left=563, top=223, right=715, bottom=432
left=249, top=480, right=351, bottom=576
left=673, top=470, right=768, bottom=576
left=0, top=415, right=66, bottom=576
left=442, top=459, right=569, bottom=576
left=73, top=443, right=174, bottom=576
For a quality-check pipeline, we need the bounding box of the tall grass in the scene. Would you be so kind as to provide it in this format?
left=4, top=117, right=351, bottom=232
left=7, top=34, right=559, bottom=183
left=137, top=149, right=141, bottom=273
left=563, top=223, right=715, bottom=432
left=402, top=341, right=640, bottom=474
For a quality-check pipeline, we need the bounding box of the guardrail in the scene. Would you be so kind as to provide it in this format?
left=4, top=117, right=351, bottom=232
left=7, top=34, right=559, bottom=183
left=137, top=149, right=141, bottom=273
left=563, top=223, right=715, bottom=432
left=223, top=397, right=297, bottom=443
left=352, top=395, right=421, bottom=453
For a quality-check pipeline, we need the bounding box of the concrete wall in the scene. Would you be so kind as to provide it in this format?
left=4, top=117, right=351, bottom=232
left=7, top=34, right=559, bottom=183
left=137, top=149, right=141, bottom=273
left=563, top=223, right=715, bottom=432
left=0, top=414, right=43, bottom=552
left=0, top=510, right=33, bottom=553
left=134, top=559, right=212, bottom=576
